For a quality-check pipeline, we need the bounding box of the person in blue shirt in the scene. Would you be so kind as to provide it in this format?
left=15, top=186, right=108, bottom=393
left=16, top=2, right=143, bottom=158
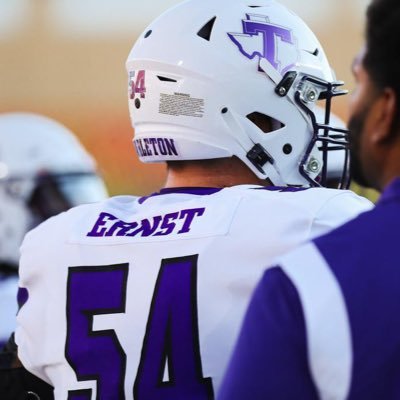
left=218, top=0, right=400, bottom=399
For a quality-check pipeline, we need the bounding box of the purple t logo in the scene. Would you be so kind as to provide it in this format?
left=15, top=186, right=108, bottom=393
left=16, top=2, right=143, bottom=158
left=228, top=14, right=298, bottom=75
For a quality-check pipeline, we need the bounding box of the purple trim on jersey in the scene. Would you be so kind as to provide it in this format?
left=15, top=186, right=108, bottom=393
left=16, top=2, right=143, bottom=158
left=219, top=267, right=318, bottom=399
left=138, top=187, right=222, bottom=204
left=255, top=186, right=309, bottom=193
left=17, top=287, right=28, bottom=310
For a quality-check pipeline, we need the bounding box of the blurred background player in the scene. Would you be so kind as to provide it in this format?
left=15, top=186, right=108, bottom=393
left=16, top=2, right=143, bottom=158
left=8, top=1, right=373, bottom=399
left=0, top=112, right=108, bottom=349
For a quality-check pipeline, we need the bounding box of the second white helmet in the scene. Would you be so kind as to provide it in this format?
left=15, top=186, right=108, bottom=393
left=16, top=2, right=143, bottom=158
left=0, top=113, right=108, bottom=268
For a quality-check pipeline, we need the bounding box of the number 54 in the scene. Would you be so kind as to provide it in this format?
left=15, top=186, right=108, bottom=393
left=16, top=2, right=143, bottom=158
left=129, top=70, right=147, bottom=100
left=65, top=255, right=214, bottom=400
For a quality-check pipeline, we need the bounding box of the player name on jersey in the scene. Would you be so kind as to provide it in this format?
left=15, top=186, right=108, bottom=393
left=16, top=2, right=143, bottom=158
left=87, top=208, right=205, bottom=238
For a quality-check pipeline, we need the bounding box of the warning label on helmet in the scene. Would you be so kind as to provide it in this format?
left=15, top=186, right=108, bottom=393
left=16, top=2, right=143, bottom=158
left=159, top=93, right=204, bottom=118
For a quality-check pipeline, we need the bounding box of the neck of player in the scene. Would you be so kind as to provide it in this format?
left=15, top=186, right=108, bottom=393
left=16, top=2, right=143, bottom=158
left=164, top=157, right=268, bottom=189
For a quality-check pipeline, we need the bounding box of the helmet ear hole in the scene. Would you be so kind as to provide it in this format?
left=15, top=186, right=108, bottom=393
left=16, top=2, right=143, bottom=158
left=197, top=17, right=217, bottom=41
left=247, top=112, right=284, bottom=133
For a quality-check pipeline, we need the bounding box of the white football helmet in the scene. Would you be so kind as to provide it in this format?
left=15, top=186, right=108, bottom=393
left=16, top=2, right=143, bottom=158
left=0, top=113, right=108, bottom=269
left=126, top=0, right=348, bottom=187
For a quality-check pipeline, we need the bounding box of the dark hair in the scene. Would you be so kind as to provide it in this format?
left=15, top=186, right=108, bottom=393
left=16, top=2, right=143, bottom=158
left=364, top=0, right=400, bottom=112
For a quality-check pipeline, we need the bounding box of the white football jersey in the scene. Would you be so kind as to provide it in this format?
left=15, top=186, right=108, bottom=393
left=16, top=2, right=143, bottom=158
left=15, top=185, right=372, bottom=399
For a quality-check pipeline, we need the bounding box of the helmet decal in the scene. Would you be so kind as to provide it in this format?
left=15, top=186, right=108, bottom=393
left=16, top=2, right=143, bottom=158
left=159, top=92, right=205, bottom=119
left=134, top=138, right=179, bottom=158
left=228, top=14, right=299, bottom=75
left=129, top=70, right=147, bottom=100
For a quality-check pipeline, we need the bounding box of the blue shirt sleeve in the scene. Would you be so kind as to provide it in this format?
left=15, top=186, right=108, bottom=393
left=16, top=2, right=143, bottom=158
left=218, top=267, right=319, bottom=400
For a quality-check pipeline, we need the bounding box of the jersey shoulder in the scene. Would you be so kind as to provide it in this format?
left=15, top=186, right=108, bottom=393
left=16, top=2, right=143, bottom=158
left=226, top=185, right=373, bottom=218
left=224, top=185, right=373, bottom=240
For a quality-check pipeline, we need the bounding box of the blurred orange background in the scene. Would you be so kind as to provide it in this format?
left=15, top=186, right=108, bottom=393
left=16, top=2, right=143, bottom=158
left=0, top=0, right=376, bottom=199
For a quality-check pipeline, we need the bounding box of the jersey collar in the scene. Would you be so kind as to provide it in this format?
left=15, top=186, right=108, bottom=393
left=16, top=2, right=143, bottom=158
left=138, top=187, right=222, bottom=204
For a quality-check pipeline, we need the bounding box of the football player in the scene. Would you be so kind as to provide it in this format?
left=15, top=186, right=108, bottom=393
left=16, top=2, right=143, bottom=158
left=10, top=1, right=373, bottom=399
left=218, top=0, right=400, bottom=399
left=0, top=113, right=108, bottom=397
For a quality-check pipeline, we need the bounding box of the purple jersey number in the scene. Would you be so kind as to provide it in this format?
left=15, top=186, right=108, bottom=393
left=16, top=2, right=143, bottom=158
left=65, top=256, right=213, bottom=399
left=66, top=264, right=128, bottom=400
left=134, top=255, right=213, bottom=399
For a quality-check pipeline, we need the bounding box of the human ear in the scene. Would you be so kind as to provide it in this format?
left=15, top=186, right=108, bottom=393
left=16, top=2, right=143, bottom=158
left=370, top=87, right=397, bottom=144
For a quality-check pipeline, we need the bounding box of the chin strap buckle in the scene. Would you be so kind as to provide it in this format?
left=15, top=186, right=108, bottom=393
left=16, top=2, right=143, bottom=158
left=246, top=144, right=273, bottom=173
